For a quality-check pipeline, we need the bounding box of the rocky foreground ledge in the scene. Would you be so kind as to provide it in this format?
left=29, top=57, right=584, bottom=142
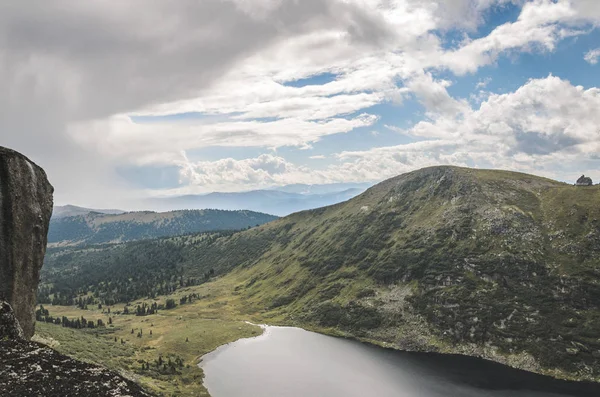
left=0, top=339, right=153, bottom=397
left=0, top=302, right=153, bottom=397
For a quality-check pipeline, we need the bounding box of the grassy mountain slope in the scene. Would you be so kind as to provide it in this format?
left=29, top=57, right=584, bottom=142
left=48, top=209, right=277, bottom=246
left=42, top=166, right=600, bottom=381
left=181, top=166, right=600, bottom=380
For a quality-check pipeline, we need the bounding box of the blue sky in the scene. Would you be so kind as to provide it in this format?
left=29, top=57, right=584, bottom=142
left=2, top=1, right=600, bottom=207
left=122, top=1, right=600, bottom=195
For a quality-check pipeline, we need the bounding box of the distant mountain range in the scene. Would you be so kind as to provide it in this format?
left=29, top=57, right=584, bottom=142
left=48, top=209, right=277, bottom=246
left=266, top=182, right=373, bottom=195
left=145, top=183, right=372, bottom=216
left=49, top=182, right=371, bottom=246
left=52, top=205, right=125, bottom=219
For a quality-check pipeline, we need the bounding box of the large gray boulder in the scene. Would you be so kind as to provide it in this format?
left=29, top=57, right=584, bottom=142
left=0, top=147, right=53, bottom=339
left=0, top=300, right=24, bottom=340
left=0, top=148, right=154, bottom=396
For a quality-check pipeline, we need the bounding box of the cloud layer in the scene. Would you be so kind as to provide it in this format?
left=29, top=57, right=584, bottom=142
left=1, top=1, right=599, bottom=206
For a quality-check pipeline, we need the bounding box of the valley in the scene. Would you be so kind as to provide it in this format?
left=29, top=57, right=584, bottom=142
left=35, top=280, right=261, bottom=396
left=5, top=3, right=600, bottom=396
left=36, top=166, right=600, bottom=395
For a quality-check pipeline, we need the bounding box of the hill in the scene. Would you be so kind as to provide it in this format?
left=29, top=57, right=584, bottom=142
left=47, top=209, right=277, bottom=246
left=145, top=187, right=367, bottom=216
left=41, top=166, right=600, bottom=382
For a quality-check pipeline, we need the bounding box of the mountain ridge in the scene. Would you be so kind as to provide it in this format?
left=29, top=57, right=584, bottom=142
left=145, top=186, right=367, bottom=216
left=266, top=182, right=373, bottom=195
left=48, top=209, right=277, bottom=246
left=53, top=205, right=125, bottom=219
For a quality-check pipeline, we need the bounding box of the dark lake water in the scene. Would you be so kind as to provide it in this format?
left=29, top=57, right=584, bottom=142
left=200, top=326, right=600, bottom=397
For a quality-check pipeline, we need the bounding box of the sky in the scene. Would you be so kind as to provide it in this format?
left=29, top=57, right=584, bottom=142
left=1, top=0, right=600, bottom=208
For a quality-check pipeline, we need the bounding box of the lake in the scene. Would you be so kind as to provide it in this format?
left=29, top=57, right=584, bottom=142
left=200, top=326, right=600, bottom=397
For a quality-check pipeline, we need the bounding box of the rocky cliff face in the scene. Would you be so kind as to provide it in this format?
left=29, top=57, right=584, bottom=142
left=0, top=147, right=153, bottom=396
left=0, top=146, right=54, bottom=339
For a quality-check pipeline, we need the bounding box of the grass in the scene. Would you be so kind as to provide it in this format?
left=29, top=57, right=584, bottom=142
left=35, top=281, right=262, bottom=396
left=36, top=167, right=600, bottom=393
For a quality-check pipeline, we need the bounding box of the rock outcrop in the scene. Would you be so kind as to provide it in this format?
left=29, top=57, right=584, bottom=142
left=0, top=147, right=155, bottom=396
left=576, top=175, right=593, bottom=186
left=0, top=301, right=24, bottom=340
left=0, top=301, right=152, bottom=397
left=0, top=146, right=54, bottom=339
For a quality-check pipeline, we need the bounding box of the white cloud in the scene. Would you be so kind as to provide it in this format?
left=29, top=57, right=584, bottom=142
left=415, top=75, right=600, bottom=153
left=328, top=75, right=600, bottom=182
left=476, top=77, right=492, bottom=89
left=131, top=75, right=600, bottom=197
left=384, top=125, right=410, bottom=135
left=584, top=48, right=600, bottom=64
left=2, top=0, right=600, bottom=205
left=160, top=139, right=466, bottom=195
left=407, top=72, right=470, bottom=117
left=439, top=0, right=581, bottom=75
left=72, top=113, right=379, bottom=167
left=0, top=0, right=390, bottom=205
left=570, top=0, right=600, bottom=21
left=231, top=92, right=383, bottom=121
left=128, top=0, right=599, bottom=128
left=178, top=153, right=296, bottom=190
left=165, top=153, right=347, bottom=194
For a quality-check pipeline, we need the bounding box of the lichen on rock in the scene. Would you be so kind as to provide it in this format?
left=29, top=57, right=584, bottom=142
left=0, top=338, right=153, bottom=397
left=0, top=301, right=24, bottom=340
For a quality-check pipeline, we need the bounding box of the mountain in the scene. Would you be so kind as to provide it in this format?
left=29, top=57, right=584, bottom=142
left=145, top=187, right=368, bottom=216
left=41, top=166, right=600, bottom=382
left=53, top=205, right=124, bottom=219
left=269, top=182, right=373, bottom=195
left=47, top=209, right=277, bottom=246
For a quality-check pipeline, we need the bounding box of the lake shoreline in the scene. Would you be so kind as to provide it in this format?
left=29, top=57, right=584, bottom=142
left=202, top=319, right=600, bottom=388
left=198, top=324, right=600, bottom=397
left=272, top=319, right=600, bottom=386
left=198, top=320, right=600, bottom=388
left=198, top=322, right=269, bottom=368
